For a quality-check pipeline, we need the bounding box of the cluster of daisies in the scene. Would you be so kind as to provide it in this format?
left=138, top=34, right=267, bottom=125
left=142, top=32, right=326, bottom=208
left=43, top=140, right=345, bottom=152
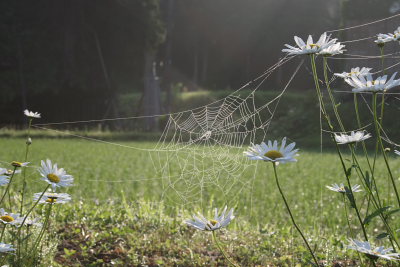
left=185, top=26, right=400, bottom=264
left=0, top=110, right=73, bottom=257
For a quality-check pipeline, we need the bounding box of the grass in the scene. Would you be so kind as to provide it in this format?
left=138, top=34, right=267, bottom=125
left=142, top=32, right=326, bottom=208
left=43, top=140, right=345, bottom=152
left=0, top=137, right=400, bottom=265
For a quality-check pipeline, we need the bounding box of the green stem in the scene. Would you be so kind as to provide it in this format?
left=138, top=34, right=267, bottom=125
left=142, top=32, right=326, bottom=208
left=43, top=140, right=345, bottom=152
left=20, top=118, right=32, bottom=214
left=17, top=184, right=50, bottom=262
left=212, top=231, right=239, bottom=267
left=31, top=203, right=53, bottom=256
left=372, top=93, right=400, bottom=207
left=272, top=163, right=319, bottom=266
left=0, top=167, right=17, bottom=206
left=0, top=225, right=6, bottom=243
left=323, top=57, right=345, bottom=131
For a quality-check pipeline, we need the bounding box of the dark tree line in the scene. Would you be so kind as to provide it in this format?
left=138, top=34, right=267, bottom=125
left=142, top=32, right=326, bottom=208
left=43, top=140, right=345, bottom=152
left=0, top=0, right=397, bottom=128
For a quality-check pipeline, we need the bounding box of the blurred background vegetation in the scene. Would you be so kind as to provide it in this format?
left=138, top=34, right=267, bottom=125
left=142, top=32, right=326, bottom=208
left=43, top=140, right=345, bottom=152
left=0, top=0, right=400, bottom=134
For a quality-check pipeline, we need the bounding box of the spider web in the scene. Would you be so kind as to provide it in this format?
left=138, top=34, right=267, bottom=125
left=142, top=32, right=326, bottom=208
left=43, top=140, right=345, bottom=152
left=30, top=13, right=400, bottom=208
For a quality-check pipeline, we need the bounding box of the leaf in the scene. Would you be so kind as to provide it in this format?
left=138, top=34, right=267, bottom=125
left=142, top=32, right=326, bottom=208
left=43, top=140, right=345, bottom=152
left=363, top=206, right=391, bottom=225
left=345, top=186, right=356, bottom=209
left=345, top=167, right=352, bottom=178
left=386, top=208, right=400, bottom=218
left=376, top=233, right=389, bottom=240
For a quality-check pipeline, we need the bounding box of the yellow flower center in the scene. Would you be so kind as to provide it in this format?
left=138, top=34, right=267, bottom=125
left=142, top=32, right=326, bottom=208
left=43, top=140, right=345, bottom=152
left=47, top=174, right=60, bottom=183
left=264, top=150, right=283, bottom=160
left=46, top=198, right=57, bottom=203
left=11, top=161, right=22, bottom=167
left=0, top=215, right=14, bottom=223
left=310, top=44, right=320, bottom=48
left=209, top=219, right=218, bottom=226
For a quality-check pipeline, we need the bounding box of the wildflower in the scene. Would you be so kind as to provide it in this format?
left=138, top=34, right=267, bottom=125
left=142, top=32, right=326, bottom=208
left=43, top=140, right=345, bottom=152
left=326, top=183, right=362, bottom=193
left=347, top=239, right=400, bottom=260
left=0, top=209, right=23, bottom=226
left=23, top=109, right=41, bottom=119
left=282, top=32, right=337, bottom=55
left=334, top=67, right=372, bottom=80
left=244, top=137, right=299, bottom=164
left=318, top=42, right=346, bottom=56
left=185, top=206, right=234, bottom=231
left=23, top=217, right=42, bottom=227
left=38, top=159, right=73, bottom=190
left=375, top=27, right=400, bottom=46
left=33, top=192, right=71, bottom=204
left=11, top=161, right=29, bottom=168
left=0, top=243, right=15, bottom=253
left=395, top=150, right=400, bottom=156
left=375, top=34, right=394, bottom=47
left=334, top=131, right=371, bottom=145
left=345, top=72, right=400, bottom=93
left=0, top=169, right=10, bottom=186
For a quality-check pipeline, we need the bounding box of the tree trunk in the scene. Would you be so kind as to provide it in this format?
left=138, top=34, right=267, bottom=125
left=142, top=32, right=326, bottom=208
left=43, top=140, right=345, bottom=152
left=143, top=49, right=161, bottom=131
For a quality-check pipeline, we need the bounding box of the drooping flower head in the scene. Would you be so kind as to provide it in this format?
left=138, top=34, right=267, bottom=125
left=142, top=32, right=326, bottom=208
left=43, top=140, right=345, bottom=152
left=185, top=206, right=234, bottom=231
left=318, top=42, right=346, bottom=56
left=334, top=131, right=371, bottom=145
left=23, top=109, right=41, bottom=119
left=0, top=209, right=23, bottom=226
left=11, top=161, right=29, bottom=168
left=282, top=32, right=337, bottom=55
left=347, top=239, right=400, bottom=261
left=345, top=72, right=400, bottom=93
left=334, top=67, right=372, bottom=80
left=375, top=27, right=400, bottom=46
left=244, top=137, right=299, bottom=164
left=38, top=159, right=73, bottom=191
left=0, top=243, right=15, bottom=253
left=0, top=169, right=11, bottom=186
left=33, top=192, right=71, bottom=205
left=326, top=183, right=362, bottom=193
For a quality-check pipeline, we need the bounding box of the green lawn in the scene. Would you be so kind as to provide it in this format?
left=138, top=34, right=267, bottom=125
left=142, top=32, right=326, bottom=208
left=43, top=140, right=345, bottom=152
left=1, top=137, right=399, bottom=266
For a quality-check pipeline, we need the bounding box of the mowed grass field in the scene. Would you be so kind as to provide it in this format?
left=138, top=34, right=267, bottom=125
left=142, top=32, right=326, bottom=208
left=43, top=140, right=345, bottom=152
left=1, top=137, right=400, bottom=266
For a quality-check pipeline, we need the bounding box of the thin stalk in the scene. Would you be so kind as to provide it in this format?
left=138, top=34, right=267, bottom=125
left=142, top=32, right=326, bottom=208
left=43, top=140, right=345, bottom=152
left=0, top=225, right=6, bottom=243
left=323, top=57, right=345, bottom=131
left=16, top=184, right=50, bottom=262
left=272, top=163, right=319, bottom=266
left=212, top=231, right=239, bottom=267
left=31, top=203, right=53, bottom=256
left=20, top=118, right=32, bottom=214
left=372, top=93, right=400, bottom=207
left=353, top=94, right=373, bottom=172
left=0, top=167, right=17, bottom=206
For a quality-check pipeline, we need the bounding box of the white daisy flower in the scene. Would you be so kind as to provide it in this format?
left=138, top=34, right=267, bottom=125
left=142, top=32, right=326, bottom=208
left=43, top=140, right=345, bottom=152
left=33, top=192, right=71, bottom=204
left=0, top=209, right=23, bottom=226
left=334, top=67, right=372, bottom=79
left=395, top=150, right=400, bottom=156
left=23, top=109, right=41, bottom=119
left=0, top=169, right=10, bottom=186
left=185, top=206, right=234, bottom=231
left=0, top=243, right=15, bottom=253
left=244, top=137, right=299, bottom=164
left=375, top=33, right=395, bottom=46
left=11, top=161, right=29, bottom=168
left=23, top=217, right=42, bottom=227
left=345, top=72, right=400, bottom=93
left=347, top=239, right=400, bottom=260
left=326, top=183, right=362, bottom=193
left=282, top=32, right=337, bottom=55
left=334, top=131, right=371, bottom=145
left=38, top=159, right=73, bottom=190
left=318, top=42, right=346, bottom=56
left=375, top=27, right=400, bottom=46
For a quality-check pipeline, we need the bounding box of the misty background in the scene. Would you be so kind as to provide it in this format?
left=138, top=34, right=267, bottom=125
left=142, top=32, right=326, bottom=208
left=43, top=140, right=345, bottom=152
left=1, top=0, right=399, bottom=132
